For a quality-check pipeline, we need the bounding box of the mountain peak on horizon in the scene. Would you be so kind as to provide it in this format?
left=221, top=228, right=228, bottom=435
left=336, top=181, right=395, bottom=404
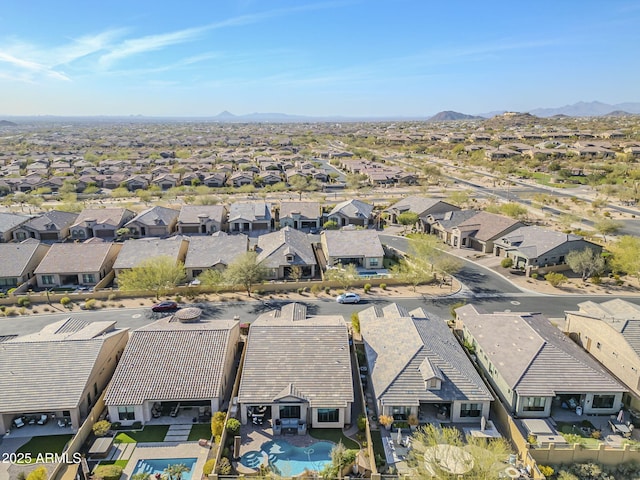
left=529, top=101, right=640, bottom=117
left=427, top=110, right=484, bottom=122
left=215, top=110, right=236, bottom=118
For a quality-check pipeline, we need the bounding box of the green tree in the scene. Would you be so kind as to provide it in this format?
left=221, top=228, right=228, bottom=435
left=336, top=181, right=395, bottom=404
left=224, top=251, right=267, bottom=297
left=92, top=420, right=111, bottom=437
left=288, top=265, right=303, bottom=282
left=325, top=263, right=358, bottom=290
left=346, top=173, right=368, bottom=189
left=117, top=256, right=186, bottom=299
left=500, top=202, right=528, bottom=220
left=226, top=418, right=241, bottom=436
left=593, top=218, right=622, bottom=242
left=163, top=463, right=189, bottom=480
left=211, top=411, right=226, bottom=438
left=288, top=175, right=318, bottom=200
left=197, top=269, right=225, bottom=292
left=432, top=254, right=462, bottom=286
left=422, top=165, right=442, bottom=184
left=323, top=220, right=339, bottom=230
left=566, top=248, right=605, bottom=281
left=446, top=190, right=470, bottom=208
left=397, top=211, right=420, bottom=233
left=610, top=235, right=640, bottom=278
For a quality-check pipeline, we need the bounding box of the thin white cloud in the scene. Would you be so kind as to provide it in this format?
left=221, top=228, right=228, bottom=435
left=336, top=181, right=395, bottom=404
left=0, top=51, right=69, bottom=80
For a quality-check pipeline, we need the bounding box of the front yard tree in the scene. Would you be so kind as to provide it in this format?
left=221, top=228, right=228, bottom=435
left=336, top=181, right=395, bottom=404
left=593, top=218, right=622, bottom=242
left=288, top=265, right=303, bottom=283
left=118, top=256, right=186, bottom=299
left=610, top=235, right=640, bottom=279
left=224, top=251, right=267, bottom=297
left=397, top=211, right=420, bottom=233
left=197, top=269, right=225, bottom=292
left=325, top=263, right=358, bottom=290
left=566, top=248, right=605, bottom=281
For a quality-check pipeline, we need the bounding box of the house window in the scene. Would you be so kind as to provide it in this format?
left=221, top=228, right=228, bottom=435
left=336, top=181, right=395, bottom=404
left=522, top=397, right=547, bottom=412
left=286, top=254, right=294, bottom=262
left=279, top=405, right=301, bottom=419
left=460, top=403, right=482, bottom=417
left=82, top=274, right=95, bottom=284
left=427, top=379, right=440, bottom=390
left=41, top=275, right=55, bottom=285
left=592, top=395, right=615, bottom=409
left=369, top=258, right=379, bottom=267
left=391, top=406, right=411, bottom=420
left=117, top=406, right=136, bottom=421
left=317, top=409, right=339, bottom=423
left=0, top=278, right=18, bottom=287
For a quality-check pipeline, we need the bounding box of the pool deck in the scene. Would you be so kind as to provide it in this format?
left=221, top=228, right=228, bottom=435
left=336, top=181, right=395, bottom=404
left=121, top=442, right=210, bottom=480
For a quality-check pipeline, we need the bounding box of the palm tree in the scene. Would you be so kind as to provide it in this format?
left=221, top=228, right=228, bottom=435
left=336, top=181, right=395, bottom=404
left=163, top=463, right=190, bottom=480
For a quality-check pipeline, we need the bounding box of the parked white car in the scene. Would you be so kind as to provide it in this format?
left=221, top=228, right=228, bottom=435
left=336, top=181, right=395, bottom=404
left=336, top=292, right=361, bottom=304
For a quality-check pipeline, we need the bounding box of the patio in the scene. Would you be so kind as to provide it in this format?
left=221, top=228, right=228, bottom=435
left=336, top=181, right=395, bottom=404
left=3, top=419, right=74, bottom=438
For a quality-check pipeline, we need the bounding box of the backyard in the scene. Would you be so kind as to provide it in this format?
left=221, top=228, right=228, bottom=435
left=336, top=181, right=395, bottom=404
left=15, top=434, right=74, bottom=463
left=309, top=428, right=359, bottom=449
left=556, top=421, right=601, bottom=447
left=114, top=425, right=169, bottom=443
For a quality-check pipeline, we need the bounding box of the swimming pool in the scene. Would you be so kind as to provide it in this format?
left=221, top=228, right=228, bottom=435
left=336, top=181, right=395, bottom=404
left=132, top=457, right=197, bottom=480
left=239, top=440, right=334, bottom=475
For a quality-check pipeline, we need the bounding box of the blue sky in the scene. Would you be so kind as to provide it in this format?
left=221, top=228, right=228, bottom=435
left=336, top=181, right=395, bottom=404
left=1, top=0, right=639, bottom=117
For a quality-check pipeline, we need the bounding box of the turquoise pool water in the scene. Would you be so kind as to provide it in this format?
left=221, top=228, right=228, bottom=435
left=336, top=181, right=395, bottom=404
left=132, top=457, right=197, bottom=480
left=239, top=440, right=333, bottom=475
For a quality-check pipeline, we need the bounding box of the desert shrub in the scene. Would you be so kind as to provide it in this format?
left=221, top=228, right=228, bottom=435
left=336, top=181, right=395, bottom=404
left=25, top=468, right=47, bottom=480
left=297, top=288, right=304, bottom=294
left=304, top=286, right=310, bottom=292
left=501, top=257, right=514, bottom=268
left=108, top=293, right=117, bottom=301
left=357, top=414, right=366, bottom=432
left=590, top=275, right=602, bottom=285
left=211, top=411, right=226, bottom=437
left=538, top=465, right=554, bottom=477
left=83, top=298, right=97, bottom=310
left=380, top=283, right=387, bottom=290
left=92, top=420, right=111, bottom=437
left=217, top=457, right=232, bottom=475
left=17, top=296, right=30, bottom=307
left=531, top=272, right=538, bottom=279
left=93, top=465, right=123, bottom=480
left=545, top=272, right=568, bottom=287
left=363, top=283, right=371, bottom=293
left=226, top=418, right=241, bottom=436
left=310, top=284, right=322, bottom=295
left=203, top=459, right=216, bottom=475
left=174, top=295, right=182, bottom=303
left=351, top=311, right=360, bottom=334
left=324, top=286, right=331, bottom=294
left=60, top=296, right=72, bottom=306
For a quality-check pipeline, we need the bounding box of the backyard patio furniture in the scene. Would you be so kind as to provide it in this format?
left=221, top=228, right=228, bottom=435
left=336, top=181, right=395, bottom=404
left=37, top=414, right=49, bottom=425
left=13, top=417, right=25, bottom=428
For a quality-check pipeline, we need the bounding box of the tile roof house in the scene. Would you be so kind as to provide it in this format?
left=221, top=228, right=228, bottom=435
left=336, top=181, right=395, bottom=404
left=256, top=227, right=317, bottom=280
left=184, top=232, right=248, bottom=281
left=385, top=195, right=460, bottom=226
left=34, top=241, right=122, bottom=288
left=70, top=208, right=135, bottom=240
left=0, top=239, right=50, bottom=290
left=320, top=229, right=384, bottom=270
left=456, top=304, right=626, bottom=418
left=278, top=201, right=321, bottom=231
left=177, top=205, right=227, bottom=235
left=451, top=212, right=524, bottom=253
left=238, top=303, right=353, bottom=429
left=123, top=206, right=180, bottom=238
left=0, top=212, right=31, bottom=243
left=327, top=199, right=374, bottom=227
left=228, top=201, right=273, bottom=236
left=104, top=311, right=239, bottom=427
left=0, top=318, right=128, bottom=435
left=564, top=299, right=640, bottom=410
left=359, top=303, right=493, bottom=424
left=113, top=236, right=189, bottom=278
left=424, top=210, right=479, bottom=243
left=12, top=210, right=78, bottom=242
left=493, top=226, right=602, bottom=269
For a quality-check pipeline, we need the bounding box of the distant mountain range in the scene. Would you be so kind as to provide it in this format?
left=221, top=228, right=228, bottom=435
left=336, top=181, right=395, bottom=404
left=0, top=120, right=17, bottom=126
left=426, top=111, right=484, bottom=122
left=528, top=101, right=640, bottom=117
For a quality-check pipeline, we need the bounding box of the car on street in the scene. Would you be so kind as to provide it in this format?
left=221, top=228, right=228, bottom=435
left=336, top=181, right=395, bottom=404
left=151, top=301, right=179, bottom=312
left=336, top=292, right=360, bottom=304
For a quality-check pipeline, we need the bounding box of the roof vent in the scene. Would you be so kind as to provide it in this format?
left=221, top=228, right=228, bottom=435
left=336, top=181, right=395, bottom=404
left=174, top=307, right=202, bottom=323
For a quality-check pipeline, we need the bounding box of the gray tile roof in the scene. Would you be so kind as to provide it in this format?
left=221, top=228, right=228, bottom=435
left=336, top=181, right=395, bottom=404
left=0, top=239, right=49, bottom=277
left=0, top=212, right=30, bottom=233
left=386, top=196, right=457, bottom=217
left=257, top=227, right=316, bottom=269
left=178, top=205, right=226, bottom=224
left=321, top=229, right=384, bottom=258
left=125, top=206, right=179, bottom=227
left=238, top=303, right=353, bottom=408
left=568, top=299, right=640, bottom=356
left=359, top=304, right=492, bottom=408
left=72, top=208, right=134, bottom=228
left=279, top=201, right=320, bottom=220
left=184, top=232, right=247, bottom=269
left=455, top=212, right=523, bottom=241
left=0, top=319, right=125, bottom=412
left=428, top=210, right=478, bottom=230
left=494, top=226, right=595, bottom=258
left=104, top=317, right=238, bottom=406
left=21, top=210, right=78, bottom=232
left=113, top=236, right=188, bottom=269
left=34, top=242, right=118, bottom=274
left=329, top=199, right=373, bottom=219
left=456, top=304, right=626, bottom=397
left=229, top=201, right=272, bottom=222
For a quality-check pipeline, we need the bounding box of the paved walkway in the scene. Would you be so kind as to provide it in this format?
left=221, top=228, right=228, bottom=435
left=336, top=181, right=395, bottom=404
left=164, top=424, right=192, bottom=442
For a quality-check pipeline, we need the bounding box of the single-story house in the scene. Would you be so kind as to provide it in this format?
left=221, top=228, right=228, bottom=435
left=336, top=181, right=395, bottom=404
left=0, top=239, right=50, bottom=290
left=320, top=229, right=384, bottom=270
left=385, top=196, right=460, bottom=226
left=12, top=210, right=78, bottom=243
left=228, top=201, right=273, bottom=235
left=456, top=304, right=626, bottom=418
left=104, top=309, right=239, bottom=426
left=565, top=299, right=640, bottom=410
left=451, top=212, right=524, bottom=253
left=184, top=232, right=248, bottom=281
left=70, top=208, right=135, bottom=240
left=327, top=199, right=374, bottom=227
left=359, top=303, right=493, bottom=424
left=425, top=210, right=478, bottom=241
left=279, top=201, right=321, bottom=231
left=112, top=236, right=189, bottom=278
left=0, top=318, right=128, bottom=435
left=0, top=212, right=31, bottom=243
left=123, top=206, right=180, bottom=238
left=256, top=227, right=317, bottom=280
left=238, top=303, right=353, bottom=429
left=177, top=205, right=227, bottom=235
left=492, top=226, right=603, bottom=269
left=34, top=241, right=122, bottom=288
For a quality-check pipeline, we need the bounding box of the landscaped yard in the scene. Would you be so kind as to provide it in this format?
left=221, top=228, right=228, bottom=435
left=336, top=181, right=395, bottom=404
left=309, top=428, right=359, bottom=449
left=556, top=421, right=601, bottom=447
left=114, top=425, right=169, bottom=443
left=16, top=434, right=74, bottom=463
left=369, top=430, right=387, bottom=467
left=188, top=423, right=212, bottom=441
